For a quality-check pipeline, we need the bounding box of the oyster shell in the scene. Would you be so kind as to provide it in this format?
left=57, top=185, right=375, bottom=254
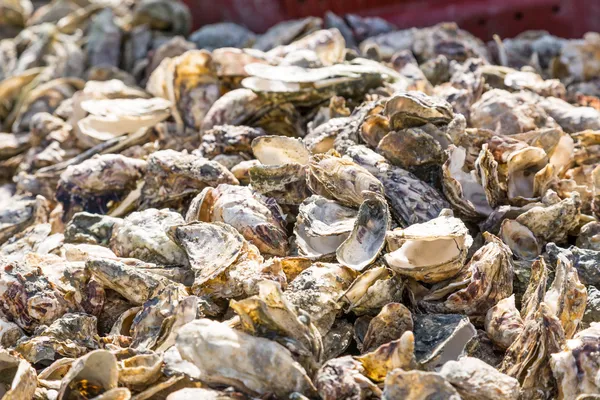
left=440, top=357, right=520, bottom=400
left=336, top=191, right=390, bottom=271
left=484, top=295, right=524, bottom=350
left=413, top=313, right=477, bottom=369
left=15, top=313, right=98, bottom=364
left=285, top=262, right=357, bottom=335
left=307, top=153, right=384, bottom=208
left=294, top=195, right=357, bottom=259
left=186, top=184, right=287, bottom=256
left=58, top=350, right=118, bottom=400
left=382, top=369, right=461, bottom=400
left=140, top=150, right=239, bottom=210
left=361, top=302, right=413, bottom=353
left=176, top=319, right=317, bottom=398
left=0, top=350, right=36, bottom=400
left=384, top=214, right=472, bottom=283
left=109, top=208, right=187, bottom=266
left=315, top=356, right=381, bottom=400
left=550, top=323, right=600, bottom=400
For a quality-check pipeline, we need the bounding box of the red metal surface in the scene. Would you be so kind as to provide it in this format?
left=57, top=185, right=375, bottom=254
left=184, top=0, right=600, bottom=40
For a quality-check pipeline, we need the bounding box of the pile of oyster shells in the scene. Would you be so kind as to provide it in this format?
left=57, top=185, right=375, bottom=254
left=2, top=1, right=600, bottom=399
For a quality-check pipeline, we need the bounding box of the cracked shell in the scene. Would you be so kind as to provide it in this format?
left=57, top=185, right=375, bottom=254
left=384, top=214, right=472, bottom=283
left=384, top=91, right=454, bottom=130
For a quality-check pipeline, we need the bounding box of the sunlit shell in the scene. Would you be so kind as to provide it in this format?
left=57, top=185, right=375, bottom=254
left=440, top=357, right=520, bottom=400
left=230, top=280, right=323, bottom=373
left=360, top=303, right=413, bottom=353
left=187, top=184, right=288, bottom=256
left=285, top=262, right=357, bottom=335
left=499, top=219, right=541, bottom=260
left=345, top=145, right=449, bottom=226
left=109, top=208, right=187, bottom=266
left=0, top=350, right=37, bottom=400
left=342, top=266, right=404, bottom=315
left=384, top=214, right=472, bottom=283
left=515, top=192, right=581, bottom=243
left=550, top=323, right=600, bottom=400
left=15, top=313, right=98, bottom=364
left=267, top=28, right=345, bottom=66
left=485, top=295, right=524, bottom=350
left=543, top=251, right=587, bottom=339
left=176, top=319, right=317, bottom=398
left=506, top=146, right=549, bottom=201
left=355, top=331, right=416, bottom=382
left=58, top=350, right=118, bottom=400
left=252, top=135, right=310, bottom=166
left=140, top=150, right=239, bottom=210
left=384, top=91, right=454, bottom=129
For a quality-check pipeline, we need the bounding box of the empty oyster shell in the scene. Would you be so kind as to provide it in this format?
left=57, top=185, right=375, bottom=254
left=500, top=303, right=565, bottom=399
left=426, top=233, right=514, bottom=317
left=384, top=91, right=454, bottom=129
left=56, top=154, right=147, bottom=220
left=249, top=162, right=311, bottom=205
left=499, top=219, right=541, bottom=260
left=485, top=295, right=524, bottom=350
left=75, top=97, right=171, bottom=148
left=58, top=350, right=118, bottom=400
left=384, top=214, right=472, bottom=283
left=440, top=357, right=520, bottom=400
left=176, top=319, right=317, bottom=398
left=0, top=350, right=37, bottom=400
left=442, top=145, right=493, bottom=219
left=342, top=266, right=404, bottom=315
left=86, top=257, right=181, bottom=305
left=268, top=28, right=345, bottom=66
left=382, top=369, right=461, bottom=400
left=117, top=352, right=163, bottom=390
left=186, top=184, right=288, bottom=256
left=336, top=191, right=390, bottom=271
left=64, top=212, right=122, bottom=246
left=0, top=258, right=71, bottom=333
left=307, top=153, right=384, bottom=208
left=294, top=195, right=357, bottom=259
left=169, top=221, right=243, bottom=281
left=543, top=251, right=587, bottom=339
left=130, top=286, right=196, bottom=351
left=515, top=192, right=581, bottom=244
